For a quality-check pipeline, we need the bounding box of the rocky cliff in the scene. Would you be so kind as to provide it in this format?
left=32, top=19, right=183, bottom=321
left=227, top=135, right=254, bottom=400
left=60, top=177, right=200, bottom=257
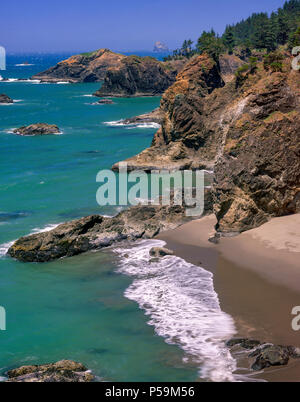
left=32, top=49, right=126, bottom=83
left=213, top=56, right=300, bottom=233
left=94, top=56, right=186, bottom=97
left=112, top=54, right=226, bottom=171
left=113, top=53, right=300, bottom=233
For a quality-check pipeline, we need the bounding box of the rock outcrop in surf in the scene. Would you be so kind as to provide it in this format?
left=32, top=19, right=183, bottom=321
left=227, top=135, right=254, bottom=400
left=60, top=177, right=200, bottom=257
left=8, top=189, right=213, bottom=263
left=13, top=123, right=60, bottom=136
left=0, top=94, right=13, bottom=103
left=6, top=360, right=94, bottom=382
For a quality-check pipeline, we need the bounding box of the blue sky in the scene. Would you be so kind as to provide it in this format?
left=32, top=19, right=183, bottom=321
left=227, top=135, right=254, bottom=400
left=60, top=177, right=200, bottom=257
left=1, top=0, right=286, bottom=53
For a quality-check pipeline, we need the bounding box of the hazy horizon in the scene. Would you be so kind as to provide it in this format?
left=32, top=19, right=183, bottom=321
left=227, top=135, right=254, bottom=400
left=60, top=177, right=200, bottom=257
left=1, top=0, right=286, bottom=54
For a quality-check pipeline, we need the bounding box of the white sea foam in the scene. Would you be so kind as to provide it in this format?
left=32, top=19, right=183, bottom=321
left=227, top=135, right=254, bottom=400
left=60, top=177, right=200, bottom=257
left=0, top=241, right=15, bottom=257
left=114, top=239, right=238, bottom=382
left=0, top=78, right=41, bottom=84
left=31, top=223, right=61, bottom=234
left=0, top=223, right=61, bottom=259
left=104, top=120, right=160, bottom=129
left=56, top=81, right=70, bottom=84
left=15, top=64, right=34, bottom=67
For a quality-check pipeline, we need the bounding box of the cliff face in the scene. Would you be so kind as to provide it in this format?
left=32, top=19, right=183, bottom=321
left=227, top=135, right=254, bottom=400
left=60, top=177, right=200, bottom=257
left=94, top=56, right=186, bottom=97
left=214, top=58, right=300, bottom=233
left=113, top=53, right=300, bottom=233
left=32, top=49, right=126, bottom=83
left=112, top=54, right=226, bottom=171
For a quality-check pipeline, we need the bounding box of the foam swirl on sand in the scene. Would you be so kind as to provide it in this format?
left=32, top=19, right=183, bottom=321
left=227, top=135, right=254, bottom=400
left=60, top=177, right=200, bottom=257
left=114, top=239, right=238, bottom=382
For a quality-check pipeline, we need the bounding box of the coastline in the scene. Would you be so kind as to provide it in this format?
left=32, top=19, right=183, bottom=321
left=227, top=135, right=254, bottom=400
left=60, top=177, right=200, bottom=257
left=157, top=214, right=300, bottom=382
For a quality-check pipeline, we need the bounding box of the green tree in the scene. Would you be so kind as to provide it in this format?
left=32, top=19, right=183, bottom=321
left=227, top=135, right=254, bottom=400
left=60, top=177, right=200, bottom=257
left=196, top=30, right=225, bottom=61
left=223, top=25, right=236, bottom=54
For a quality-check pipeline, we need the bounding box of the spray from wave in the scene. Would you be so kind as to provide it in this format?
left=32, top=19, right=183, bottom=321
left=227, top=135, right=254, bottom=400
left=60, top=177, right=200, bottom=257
left=104, top=120, right=160, bottom=129
left=114, top=239, right=238, bottom=382
left=0, top=223, right=61, bottom=258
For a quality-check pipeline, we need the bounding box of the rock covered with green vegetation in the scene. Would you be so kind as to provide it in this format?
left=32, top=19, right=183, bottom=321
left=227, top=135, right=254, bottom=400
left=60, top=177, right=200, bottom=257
left=6, top=360, right=94, bottom=382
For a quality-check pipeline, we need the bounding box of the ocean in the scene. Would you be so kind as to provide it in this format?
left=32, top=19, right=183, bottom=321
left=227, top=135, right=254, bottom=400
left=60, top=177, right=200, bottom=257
left=0, top=53, right=237, bottom=382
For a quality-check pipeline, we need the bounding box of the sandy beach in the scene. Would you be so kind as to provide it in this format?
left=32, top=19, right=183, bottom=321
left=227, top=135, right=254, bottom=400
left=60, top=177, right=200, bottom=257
left=158, top=214, right=300, bottom=382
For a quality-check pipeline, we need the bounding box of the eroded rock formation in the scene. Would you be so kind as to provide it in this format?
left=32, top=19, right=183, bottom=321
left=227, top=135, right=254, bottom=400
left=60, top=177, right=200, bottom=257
left=113, top=53, right=300, bottom=233
left=94, top=56, right=186, bottom=97
left=13, top=123, right=60, bottom=136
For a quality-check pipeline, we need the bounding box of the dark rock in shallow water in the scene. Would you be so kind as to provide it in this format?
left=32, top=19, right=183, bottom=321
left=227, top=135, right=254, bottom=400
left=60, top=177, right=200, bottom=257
left=8, top=205, right=189, bottom=263
left=226, top=338, right=300, bottom=371
left=94, top=98, right=114, bottom=104
left=0, top=211, right=31, bottom=222
left=8, top=188, right=213, bottom=263
left=250, top=345, right=290, bottom=371
left=120, top=108, right=163, bottom=126
left=149, top=247, right=174, bottom=258
left=13, top=123, right=60, bottom=136
left=225, top=338, right=261, bottom=350
left=6, top=360, right=94, bottom=382
left=0, top=94, right=13, bottom=104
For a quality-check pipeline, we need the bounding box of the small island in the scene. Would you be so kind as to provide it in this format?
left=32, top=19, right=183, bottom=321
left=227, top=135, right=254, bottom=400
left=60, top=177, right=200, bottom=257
left=13, top=123, right=61, bottom=136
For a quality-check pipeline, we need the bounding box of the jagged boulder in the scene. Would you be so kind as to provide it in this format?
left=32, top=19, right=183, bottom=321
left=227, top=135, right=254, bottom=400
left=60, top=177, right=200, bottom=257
left=249, top=345, right=290, bottom=371
left=149, top=247, right=174, bottom=258
left=13, top=123, right=60, bottom=136
left=0, top=94, right=13, bottom=103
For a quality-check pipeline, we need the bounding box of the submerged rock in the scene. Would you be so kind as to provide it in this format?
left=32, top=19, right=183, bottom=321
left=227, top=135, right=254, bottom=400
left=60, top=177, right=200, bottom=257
left=6, top=360, right=94, bottom=382
left=149, top=247, right=174, bottom=258
left=0, top=94, right=13, bottom=104
left=94, top=98, right=114, bottom=104
left=13, top=123, right=60, bottom=136
left=226, top=338, right=261, bottom=349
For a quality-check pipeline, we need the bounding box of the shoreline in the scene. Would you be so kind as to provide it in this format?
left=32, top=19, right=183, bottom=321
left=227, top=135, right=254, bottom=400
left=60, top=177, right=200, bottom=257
left=157, top=214, right=300, bottom=382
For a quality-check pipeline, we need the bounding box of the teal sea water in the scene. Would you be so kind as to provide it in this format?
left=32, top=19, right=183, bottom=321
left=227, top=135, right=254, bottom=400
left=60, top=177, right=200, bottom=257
left=0, top=54, right=237, bottom=382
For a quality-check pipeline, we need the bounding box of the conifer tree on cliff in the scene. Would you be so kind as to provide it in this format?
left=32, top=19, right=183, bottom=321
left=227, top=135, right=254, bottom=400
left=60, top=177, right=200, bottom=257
left=223, top=25, right=236, bottom=54
left=196, top=30, right=224, bottom=61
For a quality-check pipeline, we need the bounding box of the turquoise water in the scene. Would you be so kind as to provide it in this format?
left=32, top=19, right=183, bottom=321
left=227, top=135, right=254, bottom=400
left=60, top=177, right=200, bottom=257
left=0, top=54, right=200, bottom=381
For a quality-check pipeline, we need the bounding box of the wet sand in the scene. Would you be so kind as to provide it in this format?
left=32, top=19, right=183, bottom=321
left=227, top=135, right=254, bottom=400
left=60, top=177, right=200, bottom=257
left=158, top=214, right=300, bottom=382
